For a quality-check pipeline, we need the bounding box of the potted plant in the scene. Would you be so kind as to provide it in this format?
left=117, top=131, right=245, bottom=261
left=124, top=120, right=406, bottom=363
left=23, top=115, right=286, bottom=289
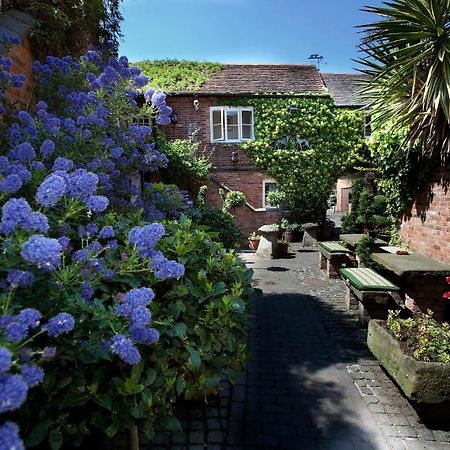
left=277, top=238, right=290, bottom=256
left=367, top=309, right=450, bottom=403
left=248, top=232, right=261, bottom=250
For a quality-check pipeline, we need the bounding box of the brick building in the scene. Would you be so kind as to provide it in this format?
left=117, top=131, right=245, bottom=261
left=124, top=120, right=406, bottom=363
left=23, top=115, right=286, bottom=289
left=163, top=64, right=332, bottom=235
left=320, top=73, right=370, bottom=213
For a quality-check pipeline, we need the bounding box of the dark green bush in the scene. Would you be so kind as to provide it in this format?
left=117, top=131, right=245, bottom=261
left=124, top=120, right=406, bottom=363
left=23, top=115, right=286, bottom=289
left=192, top=209, right=243, bottom=250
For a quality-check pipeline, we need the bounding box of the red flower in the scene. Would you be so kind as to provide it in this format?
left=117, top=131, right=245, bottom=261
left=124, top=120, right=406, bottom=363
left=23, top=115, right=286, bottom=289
left=443, top=291, right=450, bottom=299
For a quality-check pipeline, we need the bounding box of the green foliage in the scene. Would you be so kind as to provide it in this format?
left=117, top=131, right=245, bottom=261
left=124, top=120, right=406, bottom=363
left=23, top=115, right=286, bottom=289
left=341, top=176, right=389, bottom=234
left=193, top=209, right=243, bottom=250
left=159, top=138, right=211, bottom=187
left=223, top=190, right=247, bottom=211
left=387, top=310, right=450, bottom=363
left=18, top=214, right=251, bottom=446
left=155, top=217, right=252, bottom=396
left=135, top=60, right=222, bottom=92
left=14, top=0, right=123, bottom=58
left=355, top=235, right=376, bottom=268
left=358, top=0, right=450, bottom=164
left=230, top=97, right=365, bottom=223
left=197, top=185, right=208, bottom=209
left=266, top=190, right=286, bottom=207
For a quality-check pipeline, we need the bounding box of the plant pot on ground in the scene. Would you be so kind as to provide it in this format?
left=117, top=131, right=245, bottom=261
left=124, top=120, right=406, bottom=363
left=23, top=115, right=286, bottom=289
left=248, top=232, right=260, bottom=251
left=278, top=240, right=289, bottom=256
left=367, top=311, right=450, bottom=403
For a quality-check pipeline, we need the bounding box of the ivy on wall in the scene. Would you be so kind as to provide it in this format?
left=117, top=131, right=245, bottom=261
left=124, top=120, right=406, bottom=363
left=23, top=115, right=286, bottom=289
left=135, top=60, right=222, bottom=92
left=227, top=96, right=365, bottom=223
left=364, top=123, right=433, bottom=243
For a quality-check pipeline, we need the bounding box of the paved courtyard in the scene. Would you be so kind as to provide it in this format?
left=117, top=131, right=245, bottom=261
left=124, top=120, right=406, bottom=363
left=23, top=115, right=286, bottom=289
left=143, top=244, right=450, bottom=450
left=226, top=245, right=450, bottom=450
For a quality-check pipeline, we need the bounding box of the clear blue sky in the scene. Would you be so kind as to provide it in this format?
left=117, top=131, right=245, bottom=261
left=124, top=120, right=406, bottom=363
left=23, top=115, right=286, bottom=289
left=119, top=0, right=383, bottom=73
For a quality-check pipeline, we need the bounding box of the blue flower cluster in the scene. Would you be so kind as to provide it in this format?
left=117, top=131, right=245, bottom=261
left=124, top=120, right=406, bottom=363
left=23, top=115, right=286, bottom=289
left=0, top=41, right=194, bottom=445
left=112, top=287, right=160, bottom=364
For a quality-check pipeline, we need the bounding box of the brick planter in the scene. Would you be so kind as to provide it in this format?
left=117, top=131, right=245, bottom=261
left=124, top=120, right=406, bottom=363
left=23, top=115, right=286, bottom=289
left=367, top=320, right=450, bottom=403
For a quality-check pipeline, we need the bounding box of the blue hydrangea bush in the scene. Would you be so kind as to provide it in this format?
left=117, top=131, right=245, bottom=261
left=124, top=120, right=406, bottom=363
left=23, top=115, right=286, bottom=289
left=0, top=36, right=252, bottom=449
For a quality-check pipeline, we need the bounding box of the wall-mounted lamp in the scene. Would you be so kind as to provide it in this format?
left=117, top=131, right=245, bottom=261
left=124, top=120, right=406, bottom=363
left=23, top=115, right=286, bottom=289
left=231, top=151, right=238, bottom=162
left=193, top=99, right=199, bottom=111
left=170, top=111, right=178, bottom=124
left=288, top=106, right=299, bottom=114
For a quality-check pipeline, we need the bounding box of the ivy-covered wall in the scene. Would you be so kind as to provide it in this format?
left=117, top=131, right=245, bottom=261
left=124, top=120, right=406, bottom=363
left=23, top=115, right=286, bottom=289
left=231, top=96, right=366, bottom=223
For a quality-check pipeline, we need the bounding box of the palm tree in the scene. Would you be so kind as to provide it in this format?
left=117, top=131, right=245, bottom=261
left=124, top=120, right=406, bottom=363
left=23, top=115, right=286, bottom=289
left=358, top=0, right=450, bottom=165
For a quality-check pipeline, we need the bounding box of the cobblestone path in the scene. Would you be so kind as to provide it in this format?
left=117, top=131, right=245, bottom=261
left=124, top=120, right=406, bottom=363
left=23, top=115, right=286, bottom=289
left=226, top=246, right=450, bottom=450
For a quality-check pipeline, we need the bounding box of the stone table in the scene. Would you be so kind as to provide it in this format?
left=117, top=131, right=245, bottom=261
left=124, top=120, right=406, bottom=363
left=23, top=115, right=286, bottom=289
left=372, top=252, right=450, bottom=320
left=256, top=224, right=280, bottom=258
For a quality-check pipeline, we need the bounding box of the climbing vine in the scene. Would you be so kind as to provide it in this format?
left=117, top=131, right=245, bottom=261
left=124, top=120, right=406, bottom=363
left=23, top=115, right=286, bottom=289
left=136, top=60, right=222, bottom=92
left=359, top=123, right=433, bottom=243
left=228, top=96, right=365, bottom=223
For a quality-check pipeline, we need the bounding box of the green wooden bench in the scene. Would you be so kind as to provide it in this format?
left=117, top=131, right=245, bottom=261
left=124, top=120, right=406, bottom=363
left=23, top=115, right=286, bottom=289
left=340, top=267, right=402, bottom=326
left=318, top=242, right=355, bottom=278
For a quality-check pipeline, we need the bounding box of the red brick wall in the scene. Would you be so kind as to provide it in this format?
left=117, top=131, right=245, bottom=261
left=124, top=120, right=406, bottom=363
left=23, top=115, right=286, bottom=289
left=165, top=95, right=284, bottom=235
left=400, top=170, right=450, bottom=265
left=6, top=36, right=34, bottom=106
left=165, top=96, right=254, bottom=169
left=205, top=172, right=283, bottom=236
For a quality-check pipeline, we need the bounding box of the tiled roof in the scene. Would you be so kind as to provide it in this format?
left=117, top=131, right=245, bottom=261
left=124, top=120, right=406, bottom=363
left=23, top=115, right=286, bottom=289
left=320, top=73, right=369, bottom=107
left=171, top=64, right=327, bottom=96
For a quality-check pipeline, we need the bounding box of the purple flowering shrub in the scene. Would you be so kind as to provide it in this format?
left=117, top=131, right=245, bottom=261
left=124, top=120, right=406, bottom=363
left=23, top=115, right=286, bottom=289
left=0, top=36, right=251, bottom=448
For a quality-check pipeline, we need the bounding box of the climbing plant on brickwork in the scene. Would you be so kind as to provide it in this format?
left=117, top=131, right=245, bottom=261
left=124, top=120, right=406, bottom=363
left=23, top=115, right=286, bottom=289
left=228, top=96, right=365, bottom=223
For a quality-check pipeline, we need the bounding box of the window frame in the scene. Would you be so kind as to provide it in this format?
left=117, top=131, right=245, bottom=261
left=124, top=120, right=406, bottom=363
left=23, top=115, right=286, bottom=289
left=262, top=179, right=278, bottom=210
left=210, top=106, right=254, bottom=143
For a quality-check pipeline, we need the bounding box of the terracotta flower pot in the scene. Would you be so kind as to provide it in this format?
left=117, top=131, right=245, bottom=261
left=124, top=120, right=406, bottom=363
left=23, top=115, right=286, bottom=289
left=248, top=239, right=260, bottom=250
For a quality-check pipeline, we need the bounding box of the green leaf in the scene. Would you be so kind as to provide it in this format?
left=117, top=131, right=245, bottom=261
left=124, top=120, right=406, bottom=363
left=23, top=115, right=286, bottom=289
left=130, top=407, right=145, bottom=419
left=95, top=394, right=112, bottom=410
left=187, top=346, right=201, bottom=371
left=49, top=429, right=63, bottom=450
left=58, top=392, right=90, bottom=409
left=161, top=414, right=182, bottom=432
left=26, top=420, right=52, bottom=447
left=142, top=368, right=157, bottom=386
left=176, top=376, right=186, bottom=395
left=106, top=419, right=119, bottom=438
left=174, top=322, right=187, bottom=337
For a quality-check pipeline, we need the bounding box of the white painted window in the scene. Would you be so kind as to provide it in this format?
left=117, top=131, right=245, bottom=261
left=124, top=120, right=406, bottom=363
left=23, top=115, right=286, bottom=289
left=210, top=107, right=254, bottom=143
left=263, top=180, right=278, bottom=209
left=133, top=115, right=151, bottom=126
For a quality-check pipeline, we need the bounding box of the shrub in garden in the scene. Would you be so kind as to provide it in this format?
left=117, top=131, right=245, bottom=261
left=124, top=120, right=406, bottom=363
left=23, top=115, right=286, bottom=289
left=192, top=208, right=243, bottom=250
left=0, top=39, right=251, bottom=449
left=387, top=310, right=450, bottom=363
left=222, top=190, right=247, bottom=211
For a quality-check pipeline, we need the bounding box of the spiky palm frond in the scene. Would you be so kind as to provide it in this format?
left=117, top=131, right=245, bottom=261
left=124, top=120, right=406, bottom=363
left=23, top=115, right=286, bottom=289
left=358, top=0, right=450, bottom=164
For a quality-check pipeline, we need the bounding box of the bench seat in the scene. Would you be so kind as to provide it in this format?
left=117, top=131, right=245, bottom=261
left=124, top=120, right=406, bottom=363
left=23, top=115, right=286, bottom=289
left=318, top=242, right=355, bottom=278
left=340, top=268, right=401, bottom=327
left=319, top=242, right=351, bottom=254
left=340, top=268, right=400, bottom=292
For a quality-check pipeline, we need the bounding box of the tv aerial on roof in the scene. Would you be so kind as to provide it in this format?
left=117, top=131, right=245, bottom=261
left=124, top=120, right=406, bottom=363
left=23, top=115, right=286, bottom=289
left=308, top=54, right=326, bottom=71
